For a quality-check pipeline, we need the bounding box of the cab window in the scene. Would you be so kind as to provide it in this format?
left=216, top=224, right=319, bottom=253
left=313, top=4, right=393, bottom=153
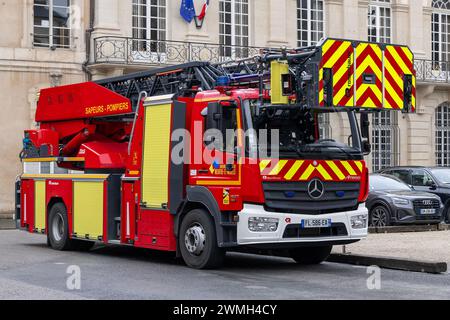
left=390, top=170, right=412, bottom=185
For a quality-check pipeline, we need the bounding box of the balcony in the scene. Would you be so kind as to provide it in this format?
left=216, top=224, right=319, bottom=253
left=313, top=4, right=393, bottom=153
left=414, top=59, right=450, bottom=84
left=93, top=36, right=264, bottom=67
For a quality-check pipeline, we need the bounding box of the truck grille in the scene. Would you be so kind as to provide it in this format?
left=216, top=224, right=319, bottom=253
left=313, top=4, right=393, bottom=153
left=283, top=223, right=348, bottom=238
left=263, top=181, right=360, bottom=215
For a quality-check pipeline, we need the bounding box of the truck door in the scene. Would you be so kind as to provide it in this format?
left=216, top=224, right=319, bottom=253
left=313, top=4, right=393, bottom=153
left=192, top=101, right=242, bottom=188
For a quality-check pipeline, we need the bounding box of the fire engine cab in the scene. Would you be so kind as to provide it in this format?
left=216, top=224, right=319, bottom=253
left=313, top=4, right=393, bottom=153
left=16, top=38, right=416, bottom=269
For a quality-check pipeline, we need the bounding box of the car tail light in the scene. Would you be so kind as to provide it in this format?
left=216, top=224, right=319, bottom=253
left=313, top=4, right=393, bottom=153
left=358, top=166, right=369, bottom=203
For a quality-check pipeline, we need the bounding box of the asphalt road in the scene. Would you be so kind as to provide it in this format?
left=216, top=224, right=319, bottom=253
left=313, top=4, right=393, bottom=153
left=1, top=230, right=450, bottom=300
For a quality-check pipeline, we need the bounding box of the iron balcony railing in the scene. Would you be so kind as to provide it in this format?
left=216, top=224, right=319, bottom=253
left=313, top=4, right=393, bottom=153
left=414, top=59, right=450, bottom=83
left=93, top=37, right=450, bottom=85
left=93, top=36, right=264, bottom=65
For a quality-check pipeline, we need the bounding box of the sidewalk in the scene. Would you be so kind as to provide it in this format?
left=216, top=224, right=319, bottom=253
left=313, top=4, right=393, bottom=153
left=0, top=219, right=16, bottom=230
left=333, top=230, right=450, bottom=265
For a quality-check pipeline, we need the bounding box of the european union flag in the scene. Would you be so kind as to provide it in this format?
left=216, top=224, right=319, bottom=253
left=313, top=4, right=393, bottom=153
left=180, top=0, right=195, bottom=23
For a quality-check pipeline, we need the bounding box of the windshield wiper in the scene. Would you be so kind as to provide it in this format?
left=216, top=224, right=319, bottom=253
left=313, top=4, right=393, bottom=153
left=302, top=144, right=358, bottom=160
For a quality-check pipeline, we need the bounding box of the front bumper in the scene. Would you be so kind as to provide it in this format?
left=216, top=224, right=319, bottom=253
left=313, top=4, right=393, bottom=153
left=237, top=204, right=368, bottom=246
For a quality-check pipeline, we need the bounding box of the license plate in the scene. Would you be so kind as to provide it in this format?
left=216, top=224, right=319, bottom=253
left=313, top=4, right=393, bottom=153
left=301, top=219, right=332, bottom=229
left=420, top=209, right=436, bottom=215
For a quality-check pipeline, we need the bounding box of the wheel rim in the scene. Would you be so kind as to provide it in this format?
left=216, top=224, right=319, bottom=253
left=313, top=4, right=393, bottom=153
left=184, top=223, right=206, bottom=256
left=52, top=212, right=65, bottom=242
left=371, top=208, right=388, bottom=227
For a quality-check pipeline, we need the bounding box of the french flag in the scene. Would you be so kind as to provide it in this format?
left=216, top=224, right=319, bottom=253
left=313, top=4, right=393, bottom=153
left=197, top=0, right=210, bottom=21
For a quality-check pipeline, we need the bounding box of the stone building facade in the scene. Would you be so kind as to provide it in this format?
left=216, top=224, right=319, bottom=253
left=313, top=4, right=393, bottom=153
left=0, top=0, right=448, bottom=217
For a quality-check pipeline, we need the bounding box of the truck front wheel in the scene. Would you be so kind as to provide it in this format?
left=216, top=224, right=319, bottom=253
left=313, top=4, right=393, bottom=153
left=289, top=245, right=333, bottom=265
left=179, top=209, right=225, bottom=269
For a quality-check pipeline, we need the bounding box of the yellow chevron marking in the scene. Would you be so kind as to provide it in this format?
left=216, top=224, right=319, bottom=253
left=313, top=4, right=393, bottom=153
left=333, top=52, right=355, bottom=106
left=326, top=161, right=346, bottom=181
left=259, top=160, right=271, bottom=173
left=317, top=164, right=332, bottom=181
left=342, top=161, right=357, bottom=176
left=385, top=84, right=404, bottom=108
left=355, top=161, right=363, bottom=173
left=321, top=39, right=335, bottom=56
left=387, top=47, right=411, bottom=75
left=356, top=59, right=382, bottom=80
left=300, top=164, right=315, bottom=181
left=324, top=42, right=351, bottom=68
left=284, top=161, right=304, bottom=181
left=269, top=160, right=288, bottom=176
left=356, top=84, right=382, bottom=101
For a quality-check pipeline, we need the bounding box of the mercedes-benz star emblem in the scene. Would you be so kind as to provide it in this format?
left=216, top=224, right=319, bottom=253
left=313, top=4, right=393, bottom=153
left=308, top=179, right=325, bottom=199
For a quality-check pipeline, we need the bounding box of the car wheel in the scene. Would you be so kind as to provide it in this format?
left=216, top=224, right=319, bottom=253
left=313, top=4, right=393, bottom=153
left=444, top=206, right=450, bottom=224
left=48, top=202, right=75, bottom=251
left=179, top=209, right=225, bottom=269
left=370, top=205, right=391, bottom=227
left=289, top=246, right=333, bottom=265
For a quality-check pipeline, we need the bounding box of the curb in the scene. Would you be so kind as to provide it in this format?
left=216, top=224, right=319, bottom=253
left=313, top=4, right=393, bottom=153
left=328, top=253, right=447, bottom=274
left=369, top=224, right=450, bottom=234
left=0, top=219, right=16, bottom=230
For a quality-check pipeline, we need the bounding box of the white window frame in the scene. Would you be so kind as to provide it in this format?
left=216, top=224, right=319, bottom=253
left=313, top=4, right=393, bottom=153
left=371, top=111, right=399, bottom=172
left=435, top=103, right=450, bottom=167
left=297, top=0, right=325, bottom=47
left=33, top=0, right=71, bottom=49
left=432, top=1, right=450, bottom=63
left=219, top=0, right=250, bottom=59
left=368, top=0, right=391, bottom=44
left=132, top=0, right=167, bottom=61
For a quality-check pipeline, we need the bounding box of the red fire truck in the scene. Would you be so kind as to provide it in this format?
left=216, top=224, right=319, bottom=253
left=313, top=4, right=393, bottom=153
left=16, top=38, right=415, bottom=269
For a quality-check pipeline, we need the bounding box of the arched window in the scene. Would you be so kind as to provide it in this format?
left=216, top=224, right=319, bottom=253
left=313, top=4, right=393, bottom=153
left=432, top=0, right=450, bottom=63
left=297, top=0, right=324, bottom=47
left=368, top=0, right=391, bottom=44
left=372, top=111, right=399, bottom=172
left=436, top=103, right=450, bottom=166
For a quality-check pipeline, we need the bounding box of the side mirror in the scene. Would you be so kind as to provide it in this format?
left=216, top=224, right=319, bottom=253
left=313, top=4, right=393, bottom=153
left=362, top=140, right=371, bottom=156
left=206, top=102, right=222, bottom=131
left=360, top=113, right=370, bottom=140
left=429, top=182, right=438, bottom=190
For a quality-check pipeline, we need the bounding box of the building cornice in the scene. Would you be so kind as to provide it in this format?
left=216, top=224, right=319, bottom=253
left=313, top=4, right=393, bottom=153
left=392, top=3, right=409, bottom=13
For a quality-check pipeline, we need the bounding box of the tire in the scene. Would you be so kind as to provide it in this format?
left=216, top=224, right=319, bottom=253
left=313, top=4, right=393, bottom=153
left=370, top=205, right=391, bottom=227
left=289, top=245, right=333, bottom=265
left=48, top=202, right=75, bottom=251
left=179, top=209, right=225, bottom=269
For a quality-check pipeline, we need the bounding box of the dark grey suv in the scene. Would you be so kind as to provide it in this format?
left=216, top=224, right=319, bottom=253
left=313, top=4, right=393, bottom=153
left=367, top=174, right=443, bottom=226
left=379, top=167, right=450, bottom=222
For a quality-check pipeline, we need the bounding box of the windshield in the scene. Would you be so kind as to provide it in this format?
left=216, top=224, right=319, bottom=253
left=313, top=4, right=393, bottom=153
left=370, top=175, right=412, bottom=191
left=430, top=169, right=450, bottom=184
left=243, top=100, right=363, bottom=160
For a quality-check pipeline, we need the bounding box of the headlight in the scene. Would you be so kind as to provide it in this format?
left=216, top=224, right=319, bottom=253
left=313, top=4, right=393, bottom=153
left=351, top=215, right=368, bottom=229
left=393, top=197, right=410, bottom=205
left=248, top=217, right=279, bottom=232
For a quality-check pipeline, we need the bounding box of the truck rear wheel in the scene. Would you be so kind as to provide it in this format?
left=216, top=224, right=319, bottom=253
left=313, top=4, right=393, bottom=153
left=179, top=209, right=225, bottom=269
left=48, top=203, right=74, bottom=251
left=289, top=245, right=333, bottom=265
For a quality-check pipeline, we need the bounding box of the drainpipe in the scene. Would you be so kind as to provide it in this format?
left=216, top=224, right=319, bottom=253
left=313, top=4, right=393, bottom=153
left=82, top=0, right=95, bottom=81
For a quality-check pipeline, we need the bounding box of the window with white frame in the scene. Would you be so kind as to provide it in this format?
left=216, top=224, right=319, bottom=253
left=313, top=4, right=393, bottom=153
left=368, top=0, right=391, bottom=44
left=432, top=0, right=450, bottom=63
left=219, top=0, right=249, bottom=58
left=132, top=0, right=166, bottom=52
left=297, top=0, right=324, bottom=47
left=372, top=112, right=399, bottom=172
left=436, top=103, right=450, bottom=166
left=317, top=113, right=331, bottom=139
left=33, top=0, right=71, bottom=48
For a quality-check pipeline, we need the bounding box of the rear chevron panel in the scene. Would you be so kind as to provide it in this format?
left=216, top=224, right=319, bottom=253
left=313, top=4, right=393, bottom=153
left=318, top=39, right=415, bottom=111
left=319, top=39, right=354, bottom=107
left=355, top=43, right=383, bottom=108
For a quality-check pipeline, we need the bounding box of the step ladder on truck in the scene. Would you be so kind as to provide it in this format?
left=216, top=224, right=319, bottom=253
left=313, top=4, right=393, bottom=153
left=15, top=38, right=416, bottom=269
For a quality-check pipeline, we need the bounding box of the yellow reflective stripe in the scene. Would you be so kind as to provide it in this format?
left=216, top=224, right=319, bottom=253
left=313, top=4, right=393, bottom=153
left=284, top=161, right=304, bottom=181
left=387, top=47, right=411, bottom=75
left=326, top=161, right=346, bottom=180
left=325, top=41, right=351, bottom=67
left=317, top=165, right=332, bottom=181
left=269, top=160, right=288, bottom=176
left=342, top=161, right=357, bottom=176
left=259, top=160, right=271, bottom=173
left=300, top=164, right=315, bottom=180
left=355, top=161, right=363, bottom=173
left=321, top=39, right=335, bottom=57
